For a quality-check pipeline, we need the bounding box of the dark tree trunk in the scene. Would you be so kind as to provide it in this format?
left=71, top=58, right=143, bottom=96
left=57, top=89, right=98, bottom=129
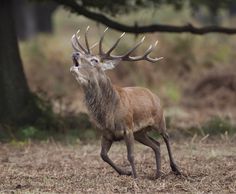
left=12, top=0, right=37, bottom=40
left=0, top=0, right=40, bottom=125
left=12, top=0, right=57, bottom=40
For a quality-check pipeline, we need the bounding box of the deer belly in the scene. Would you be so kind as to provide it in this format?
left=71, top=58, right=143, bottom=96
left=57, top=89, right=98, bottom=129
left=133, top=117, right=155, bottom=132
left=103, top=127, right=125, bottom=141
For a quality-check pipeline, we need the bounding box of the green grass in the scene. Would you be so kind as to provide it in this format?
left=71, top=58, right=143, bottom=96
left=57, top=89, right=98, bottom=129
left=189, top=116, right=236, bottom=136
left=0, top=111, right=98, bottom=143
left=164, top=82, right=181, bottom=103
left=201, top=116, right=236, bottom=135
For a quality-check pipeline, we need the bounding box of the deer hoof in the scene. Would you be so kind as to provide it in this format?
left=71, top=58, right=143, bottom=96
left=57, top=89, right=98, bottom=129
left=171, top=164, right=181, bottom=175
left=155, top=173, right=161, bottom=179
left=155, top=171, right=164, bottom=179
left=119, top=170, right=132, bottom=176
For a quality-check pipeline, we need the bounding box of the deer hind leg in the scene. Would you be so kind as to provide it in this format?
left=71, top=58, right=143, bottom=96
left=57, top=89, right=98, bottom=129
left=161, top=132, right=181, bottom=175
left=158, top=115, right=181, bottom=175
left=134, top=131, right=161, bottom=178
left=100, top=136, right=131, bottom=176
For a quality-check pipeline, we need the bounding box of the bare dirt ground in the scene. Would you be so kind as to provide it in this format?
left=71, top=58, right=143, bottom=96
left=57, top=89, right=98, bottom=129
left=0, top=138, right=235, bottom=194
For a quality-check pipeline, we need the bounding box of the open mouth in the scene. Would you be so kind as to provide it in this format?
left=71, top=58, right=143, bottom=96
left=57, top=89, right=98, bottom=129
left=73, top=57, right=79, bottom=67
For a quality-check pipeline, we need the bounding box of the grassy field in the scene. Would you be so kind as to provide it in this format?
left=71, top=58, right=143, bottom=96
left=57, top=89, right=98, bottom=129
left=0, top=137, right=235, bottom=193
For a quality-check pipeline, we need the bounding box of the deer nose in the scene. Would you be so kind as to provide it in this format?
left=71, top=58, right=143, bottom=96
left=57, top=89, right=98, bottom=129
left=72, top=52, right=80, bottom=59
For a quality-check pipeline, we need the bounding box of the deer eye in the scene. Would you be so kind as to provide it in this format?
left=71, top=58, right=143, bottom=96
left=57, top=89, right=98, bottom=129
left=90, top=58, right=99, bottom=65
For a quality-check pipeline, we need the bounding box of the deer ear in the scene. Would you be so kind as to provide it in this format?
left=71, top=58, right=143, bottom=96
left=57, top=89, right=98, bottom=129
left=101, top=59, right=121, bottom=71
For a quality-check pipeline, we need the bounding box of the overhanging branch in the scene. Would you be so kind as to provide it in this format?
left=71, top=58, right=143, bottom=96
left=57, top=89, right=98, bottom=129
left=53, top=0, right=236, bottom=35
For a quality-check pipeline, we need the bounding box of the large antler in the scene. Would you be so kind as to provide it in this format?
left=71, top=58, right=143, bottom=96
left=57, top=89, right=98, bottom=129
left=71, top=26, right=163, bottom=63
left=98, top=28, right=163, bottom=63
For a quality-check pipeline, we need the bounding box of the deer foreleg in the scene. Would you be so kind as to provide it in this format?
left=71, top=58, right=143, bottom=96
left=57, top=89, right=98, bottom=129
left=100, top=136, right=132, bottom=176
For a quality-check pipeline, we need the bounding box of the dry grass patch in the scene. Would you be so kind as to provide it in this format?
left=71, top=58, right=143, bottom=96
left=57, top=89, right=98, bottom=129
left=0, top=138, right=235, bottom=193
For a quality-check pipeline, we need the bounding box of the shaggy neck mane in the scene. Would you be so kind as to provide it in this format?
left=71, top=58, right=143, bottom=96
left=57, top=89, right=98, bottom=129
left=83, top=75, right=119, bottom=129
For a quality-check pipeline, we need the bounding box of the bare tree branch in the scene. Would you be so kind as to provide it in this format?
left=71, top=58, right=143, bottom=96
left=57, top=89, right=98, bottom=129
left=54, top=0, right=236, bottom=35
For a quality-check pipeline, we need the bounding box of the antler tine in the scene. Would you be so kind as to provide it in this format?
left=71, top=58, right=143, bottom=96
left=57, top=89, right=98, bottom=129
left=90, top=42, right=98, bottom=50
left=85, top=26, right=90, bottom=54
left=116, top=36, right=145, bottom=60
left=143, top=41, right=163, bottom=63
left=127, top=44, right=153, bottom=61
left=105, top=32, right=126, bottom=55
left=146, top=56, right=163, bottom=62
left=141, top=44, right=154, bottom=57
left=124, top=40, right=163, bottom=62
left=71, top=34, right=80, bottom=52
left=145, top=40, right=163, bottom=62
left=99, top=27, right=109, bottom=55
left=73, top=29, right=88, bottom=54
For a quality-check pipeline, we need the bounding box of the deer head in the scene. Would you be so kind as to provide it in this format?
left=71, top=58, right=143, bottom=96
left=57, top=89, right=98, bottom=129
left=70, top=26, right=163, bottom=85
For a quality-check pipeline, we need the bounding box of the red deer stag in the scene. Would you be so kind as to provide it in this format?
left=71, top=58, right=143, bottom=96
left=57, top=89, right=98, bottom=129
left=70, top=26, right=181, bottom=178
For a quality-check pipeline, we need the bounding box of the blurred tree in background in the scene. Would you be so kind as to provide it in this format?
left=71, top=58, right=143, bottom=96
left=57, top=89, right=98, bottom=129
left=0, top=0, right=41, bottom=126
left=0, top=0, right=236, bottom=127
